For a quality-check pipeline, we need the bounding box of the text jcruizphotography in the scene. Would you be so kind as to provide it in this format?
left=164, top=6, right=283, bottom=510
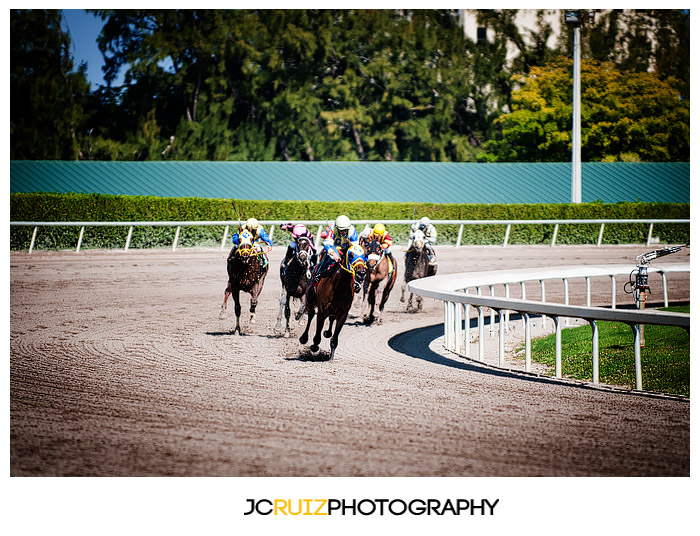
left=244, top=498, right=500, bottom=516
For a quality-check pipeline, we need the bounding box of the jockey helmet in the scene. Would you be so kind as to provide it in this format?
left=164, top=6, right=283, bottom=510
left=335, top=215, right=351, bottom=231
left=292, top=223, right=307, bottom=238
left=246, top=218, right=260, bottom=231
left=419, top=216, right=430, bottom=228
left=372, top=223, right=386, bottom=236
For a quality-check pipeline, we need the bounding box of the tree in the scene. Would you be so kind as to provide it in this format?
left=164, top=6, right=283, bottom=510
left=10, top=9, right=91, bottom=159
left=481, top=59, right=689, bottom=162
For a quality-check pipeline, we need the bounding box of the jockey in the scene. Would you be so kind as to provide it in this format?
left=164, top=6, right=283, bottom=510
left=367, top=223, right=395, bottom=271
left=280, top=222, right=318, bottom=272
left=231, top=217, right=273, bottom=267
left=311, top=215, right=362, bottom=291
left=409, top=216, right=437, bottom=266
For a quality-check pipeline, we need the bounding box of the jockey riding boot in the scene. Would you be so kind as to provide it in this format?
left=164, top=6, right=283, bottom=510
left=311, top=254, right=330, bottom=285
left=386, top=251, right=395, bottom=271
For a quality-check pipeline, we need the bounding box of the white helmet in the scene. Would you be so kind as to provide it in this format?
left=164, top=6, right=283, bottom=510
left=419, top=216, right=430, bottom=228
left=335, top=215, right=351, bottom=230
left=246, top=217, right=260, bottom=230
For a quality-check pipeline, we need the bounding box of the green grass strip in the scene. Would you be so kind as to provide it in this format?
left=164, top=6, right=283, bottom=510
left=520, top=305, right=689, bottom=396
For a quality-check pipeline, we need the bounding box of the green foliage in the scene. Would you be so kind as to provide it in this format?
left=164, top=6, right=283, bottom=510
left=10, top=9, right=691, bottom=163
left=10, top=192, right=689, bottom=251
left=524, top=305, right=690, bottom=396
left=482, top=59, right=690, bottom=163
left=10, top=10, right=91, bottom=159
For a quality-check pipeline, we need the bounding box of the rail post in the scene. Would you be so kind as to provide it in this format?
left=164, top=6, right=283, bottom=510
left=76, top=226, right=85, bottom=253
left=221, top=225, right=229, bottom=251
left=29, top=226, right=38, bottom=254
left=590, top=320, right=599, bottom=385
left=524, top=312, right=532, bottom=372
left=630, top=323, right=643, bottom=390
left=125, top=226, right=134, bottom=251
left=550, top=223, right=559, bottom=247
left=172, top=225, right=181, bottom=252
left=503, top=224, right=511, bottom=247
left=456, top=224, right=464, bottom=247
left=554, top=316, right=562, bottom=378
left=498, top=309, right=506, bottom=367
left=597, top=223, right=605, bottom=247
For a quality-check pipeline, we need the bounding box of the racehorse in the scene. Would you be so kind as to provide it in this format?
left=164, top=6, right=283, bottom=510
left=400, top=229, right=436, bottom=312
left=360, top=238, right=397, bottom=325
left=219, top=230, right=270, bottom=334
left=274, top=235, right=315, bottom=336
left=299, top=245, right=367, bottom=360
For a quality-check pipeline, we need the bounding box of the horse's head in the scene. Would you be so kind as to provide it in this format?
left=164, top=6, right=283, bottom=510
left=411, top=229, right=426, bottom=252
left=345, top=244, right=367, bottom=283
left=365, top=239, right=384, bottom=270
left=236, top=229, right=255, bottom=260
left=295, top=236, right=312, bottom=264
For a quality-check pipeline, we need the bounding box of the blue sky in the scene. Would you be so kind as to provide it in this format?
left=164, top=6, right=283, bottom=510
left=61, top=9, right=124, bottom=88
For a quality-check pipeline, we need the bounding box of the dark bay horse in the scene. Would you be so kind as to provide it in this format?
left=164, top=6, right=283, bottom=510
left=219, top=230, right=270, bottom=334
left=400, top=229, right=437, bottom=312
left=299, top=245, right=367, bottom=360
left=360, top=238, right=397, bottom=325
left=275, top=235, right=315, bottom=336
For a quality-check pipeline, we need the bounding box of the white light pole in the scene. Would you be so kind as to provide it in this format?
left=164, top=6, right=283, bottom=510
left=565, top=9, right=588, bottom=204
left=571, top=23, right=582, bottom=203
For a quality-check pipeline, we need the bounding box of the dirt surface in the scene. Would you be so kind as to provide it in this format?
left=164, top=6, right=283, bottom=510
left=10, top=244, right=690, bottom=476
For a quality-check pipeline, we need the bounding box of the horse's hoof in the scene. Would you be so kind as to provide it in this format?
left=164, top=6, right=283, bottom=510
left=250, top=316, right=257, bottom=324
left=399, top=297, right=405, bottom=303
left=323, top=330, right=332, bottom=338
left=299, top=334, right=308, bottom=344
left=310, top=344, right=319, bottom=353
left=376, top=317, right=383, bottom=325
left=219, top=312, right=227, bottom=320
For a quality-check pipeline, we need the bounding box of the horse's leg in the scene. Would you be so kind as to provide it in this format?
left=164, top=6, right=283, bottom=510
left=323, top=317, right=335, bottom=338
left=329, top=313, right=349, bottom=360
left=376, top=272, right=396, bottom=325
left=311, top=311, right=325, bottom=353
left=219, top=282, right=231, bottom=319
left=274, top=287, right=287, bottom=333
left=294, top=291, right=307, bottom=321
left=233, top=289, right=242, bottom=334
left=299, top=288, right=316, bottom=345
left=399, top=282, right=406, bottom=303
left=249, top=267, right=268, bottom=324
left=284, top=294, right=293, bottom=336
left=364, top=282, right=378, bottom=324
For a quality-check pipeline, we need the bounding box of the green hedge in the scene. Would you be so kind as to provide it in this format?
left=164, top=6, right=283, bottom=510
left=10, top=192, right=690, bottom=251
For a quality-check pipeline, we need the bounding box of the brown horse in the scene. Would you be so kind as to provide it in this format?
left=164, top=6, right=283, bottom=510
left=219, top=230, right=270, bottom=334
left=274, top=235, right=315, bottom=336
left=360, top=238, right=398, bottom=325
left=299, top=245, right=366, bottom=360
left=400, top=229, right=436, bottom=312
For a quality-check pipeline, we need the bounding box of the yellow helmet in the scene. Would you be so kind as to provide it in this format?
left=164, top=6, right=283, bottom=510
left=246, top=217, right=260, bottom=230
left=372, top=223, right=386, bottom=236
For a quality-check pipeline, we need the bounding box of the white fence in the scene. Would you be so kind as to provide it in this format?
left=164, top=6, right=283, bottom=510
left=10, top=218, right=689, bottom=253
left=408, top=264, right=690, bottom=392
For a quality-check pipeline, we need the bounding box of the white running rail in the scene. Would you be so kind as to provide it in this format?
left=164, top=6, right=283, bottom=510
left=408, top=264, right=690, bottom=392
left=10, top=218, right=689, bottom=253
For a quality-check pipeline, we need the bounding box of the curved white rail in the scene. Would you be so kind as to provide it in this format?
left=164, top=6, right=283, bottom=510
left=408, top=263, right=690, bottom=391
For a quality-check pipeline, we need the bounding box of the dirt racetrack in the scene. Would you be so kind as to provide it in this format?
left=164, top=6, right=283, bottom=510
left=10, top=244, right=690, bottom=477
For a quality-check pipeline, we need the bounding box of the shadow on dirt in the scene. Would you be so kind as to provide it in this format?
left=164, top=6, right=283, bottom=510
left=287, top=349, right=332, bottom=362
left=388, top=322, right=562, bottom=388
